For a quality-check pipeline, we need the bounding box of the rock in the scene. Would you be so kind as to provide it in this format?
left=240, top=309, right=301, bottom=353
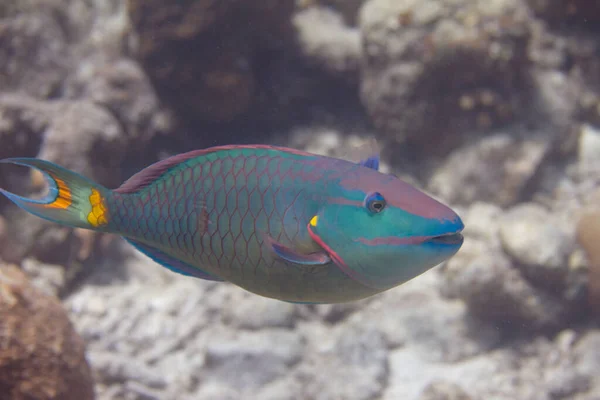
left=545, top=367, right=591, bottom=400
left=221, top=290, right=297, bottom=329
left=127, top=0, right=296, bottom=124
left=499, top=203, right=574, bottom=290
left=578, top=124, right=600, bottom=172
left=193, top=382, right=240, bottom=400
left=1, top=215, right=89, bottom=280
left=66, top=275, right=218, bottom=399
left=566, top=34, right=600, bottom=127
left=204, top=329, right=303, bottom=391
left=576, top=209, right=600, bottom=315
left=570, top=331, right=600, bottom=399
left=293, top=6, right=362, bottom=83
left=384, top=332, right=586, bottom=400
left=73, top=1, right=132, bottom=56
left=418, top=381, right=473, bottom=400
left=359, top=0, right=532, bottom=150
left=574, top=331, right=600, bottom=378
left=254, top=376, right=305, bottom=400
left=530, top=69, right=579, bottom=132
left=122, top=381, right=167, bottom=400
left=526, top=0, right=600, bottom=26
left=364, top=276, right=500, bottom=362
left=429, top=133, right=549, bottom=207
left=285, top=128, right=394, bottom=174
left=1, top=0, right=135, bottom=99
left=312, top=302, right=362, bottom=324
left=457, top=202, right=503, bottom=243
left=445, top=202, right=587, bottom=329
left=64, top=57, right=172, bottom=150
left=67, top=278, right=213, bottom=358
left=0, top=94, right=48, bottom=161
left=0, top=12, right=70, bottom=98
left=0, top=97, right=130, bottom=278
left=0, top=93, right=128, bottom=196
left=89, top=351, right=167, bottom=389
left=301, top=0, right=367, bottom=26
left=440, top=203, right=504, bottom=300
left=37, top=100, right=127, bottom=188
left=291, top=324, right=388, bottom=400
left=0, top=215, right=7, bottom=257
left=444, top=249, right=568, bottom=331
left=20, top=257, right=66, bottom=297
left=0, top=264, right=94, bottom=400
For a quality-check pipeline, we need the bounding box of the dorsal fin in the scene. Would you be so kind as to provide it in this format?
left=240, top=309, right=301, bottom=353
left=115, top=145, right=315, bottom=194
left=342, top=137, right=381, bottom=171
left=359, top=156, right=380, bottom=171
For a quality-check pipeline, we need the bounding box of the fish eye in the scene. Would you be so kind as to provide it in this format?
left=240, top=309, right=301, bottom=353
left=365, top=192, right=386, bottom=213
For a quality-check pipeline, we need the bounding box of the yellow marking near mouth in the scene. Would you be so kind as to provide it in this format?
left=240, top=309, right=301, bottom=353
left=87, top=189, right=108, bottom=227
left=47, top=176, right=72, bottom=209
left=310, top=215, right=318, bottom=227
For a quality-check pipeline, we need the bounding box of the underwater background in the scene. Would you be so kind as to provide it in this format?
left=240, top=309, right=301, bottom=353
left=1, top=0, right=600, bottom=399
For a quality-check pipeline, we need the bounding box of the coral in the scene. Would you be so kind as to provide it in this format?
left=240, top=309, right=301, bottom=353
left=299, top=0, right=367, bottom=26
left=126, top=0, right=296, bottom=123
left=0, top=12, right=70, bottom=98
left=441, top=203, right=584, bottom=332
left=527, top=0, right=600, bottom=27
left=428, top=133, right=549, bottom=207
left=293, top=6, right=362, bottom=84
left=419, top=381, right=473, bottom=400
left=576, top=209, right=600, bottom=315
left=359, top=0, right=533, bottom=152
left=0, top=264, right=94, bottom=400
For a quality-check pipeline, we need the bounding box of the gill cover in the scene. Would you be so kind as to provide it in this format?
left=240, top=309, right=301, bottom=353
left=307, top=200, right=463, bottom=291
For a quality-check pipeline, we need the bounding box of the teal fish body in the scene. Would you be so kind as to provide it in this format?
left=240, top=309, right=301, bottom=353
left=0, top=145, right=464, bottom=303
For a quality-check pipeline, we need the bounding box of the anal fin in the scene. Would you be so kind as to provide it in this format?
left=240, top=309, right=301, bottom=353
left=123, top=237, right=224, bottom=281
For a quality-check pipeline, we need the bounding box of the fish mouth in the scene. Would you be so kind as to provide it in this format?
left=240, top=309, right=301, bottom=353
left=426, top=232, right=464, bottom=246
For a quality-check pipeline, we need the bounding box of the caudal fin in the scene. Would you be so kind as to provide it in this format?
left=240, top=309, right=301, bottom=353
left=0, top=158, right=112, bottom=231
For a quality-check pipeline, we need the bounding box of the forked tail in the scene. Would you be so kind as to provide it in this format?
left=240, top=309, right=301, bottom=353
left=0, top=158, right=113, bottom=231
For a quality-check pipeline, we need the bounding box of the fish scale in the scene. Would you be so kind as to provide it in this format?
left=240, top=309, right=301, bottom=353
left=108, top=150, right=323, bottom=285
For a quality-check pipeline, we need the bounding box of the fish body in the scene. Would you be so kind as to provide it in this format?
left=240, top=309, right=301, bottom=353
left=0, top=145, right=464, bottom=303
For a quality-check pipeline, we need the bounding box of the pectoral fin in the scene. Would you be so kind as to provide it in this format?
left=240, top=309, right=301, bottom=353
left=265, top=234, right=331, bottom=266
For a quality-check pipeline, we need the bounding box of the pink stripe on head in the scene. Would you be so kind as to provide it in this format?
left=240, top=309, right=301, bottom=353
left=340, top=170, right=458, bottom=221
left=357, top=236, right=430, bottom=246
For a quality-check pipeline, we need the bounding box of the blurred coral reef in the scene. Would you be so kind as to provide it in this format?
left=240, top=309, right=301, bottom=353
left=1, top=0, right=600, bottom=399
left=0, top=265, right=94, bottom=400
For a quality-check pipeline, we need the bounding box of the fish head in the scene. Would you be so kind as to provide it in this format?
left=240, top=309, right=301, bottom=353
left=308, top=167, right=464, bottom=291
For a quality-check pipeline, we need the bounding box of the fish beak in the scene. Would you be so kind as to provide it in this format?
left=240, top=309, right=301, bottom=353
left=426, top=231, right=464, bottom=246
left=422, top=212, right=464, bottom=247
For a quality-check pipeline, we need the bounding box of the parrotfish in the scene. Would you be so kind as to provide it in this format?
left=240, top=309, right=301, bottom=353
left=0, top=145, right=464, bottom=303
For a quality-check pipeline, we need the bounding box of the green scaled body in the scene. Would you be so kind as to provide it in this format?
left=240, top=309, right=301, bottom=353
left=0, top=145, right=464, bottom=303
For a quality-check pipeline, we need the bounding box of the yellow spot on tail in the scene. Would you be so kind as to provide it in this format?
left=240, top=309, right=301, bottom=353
left=87, top=189, right=108, bottom=227
left=47, top=175, right=72, bottom=209
left=310, top=215, right=318, bottom=227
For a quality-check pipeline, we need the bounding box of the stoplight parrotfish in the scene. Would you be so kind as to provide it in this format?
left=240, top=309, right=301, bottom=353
left=0, top=145, right=464, bottom=303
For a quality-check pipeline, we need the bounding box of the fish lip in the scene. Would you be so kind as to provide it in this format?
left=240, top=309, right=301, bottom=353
left=425, top=232, right=464, bottom=246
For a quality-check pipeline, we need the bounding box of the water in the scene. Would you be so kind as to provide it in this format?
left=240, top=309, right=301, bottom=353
left=0, top=1, right=599, bottom=399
